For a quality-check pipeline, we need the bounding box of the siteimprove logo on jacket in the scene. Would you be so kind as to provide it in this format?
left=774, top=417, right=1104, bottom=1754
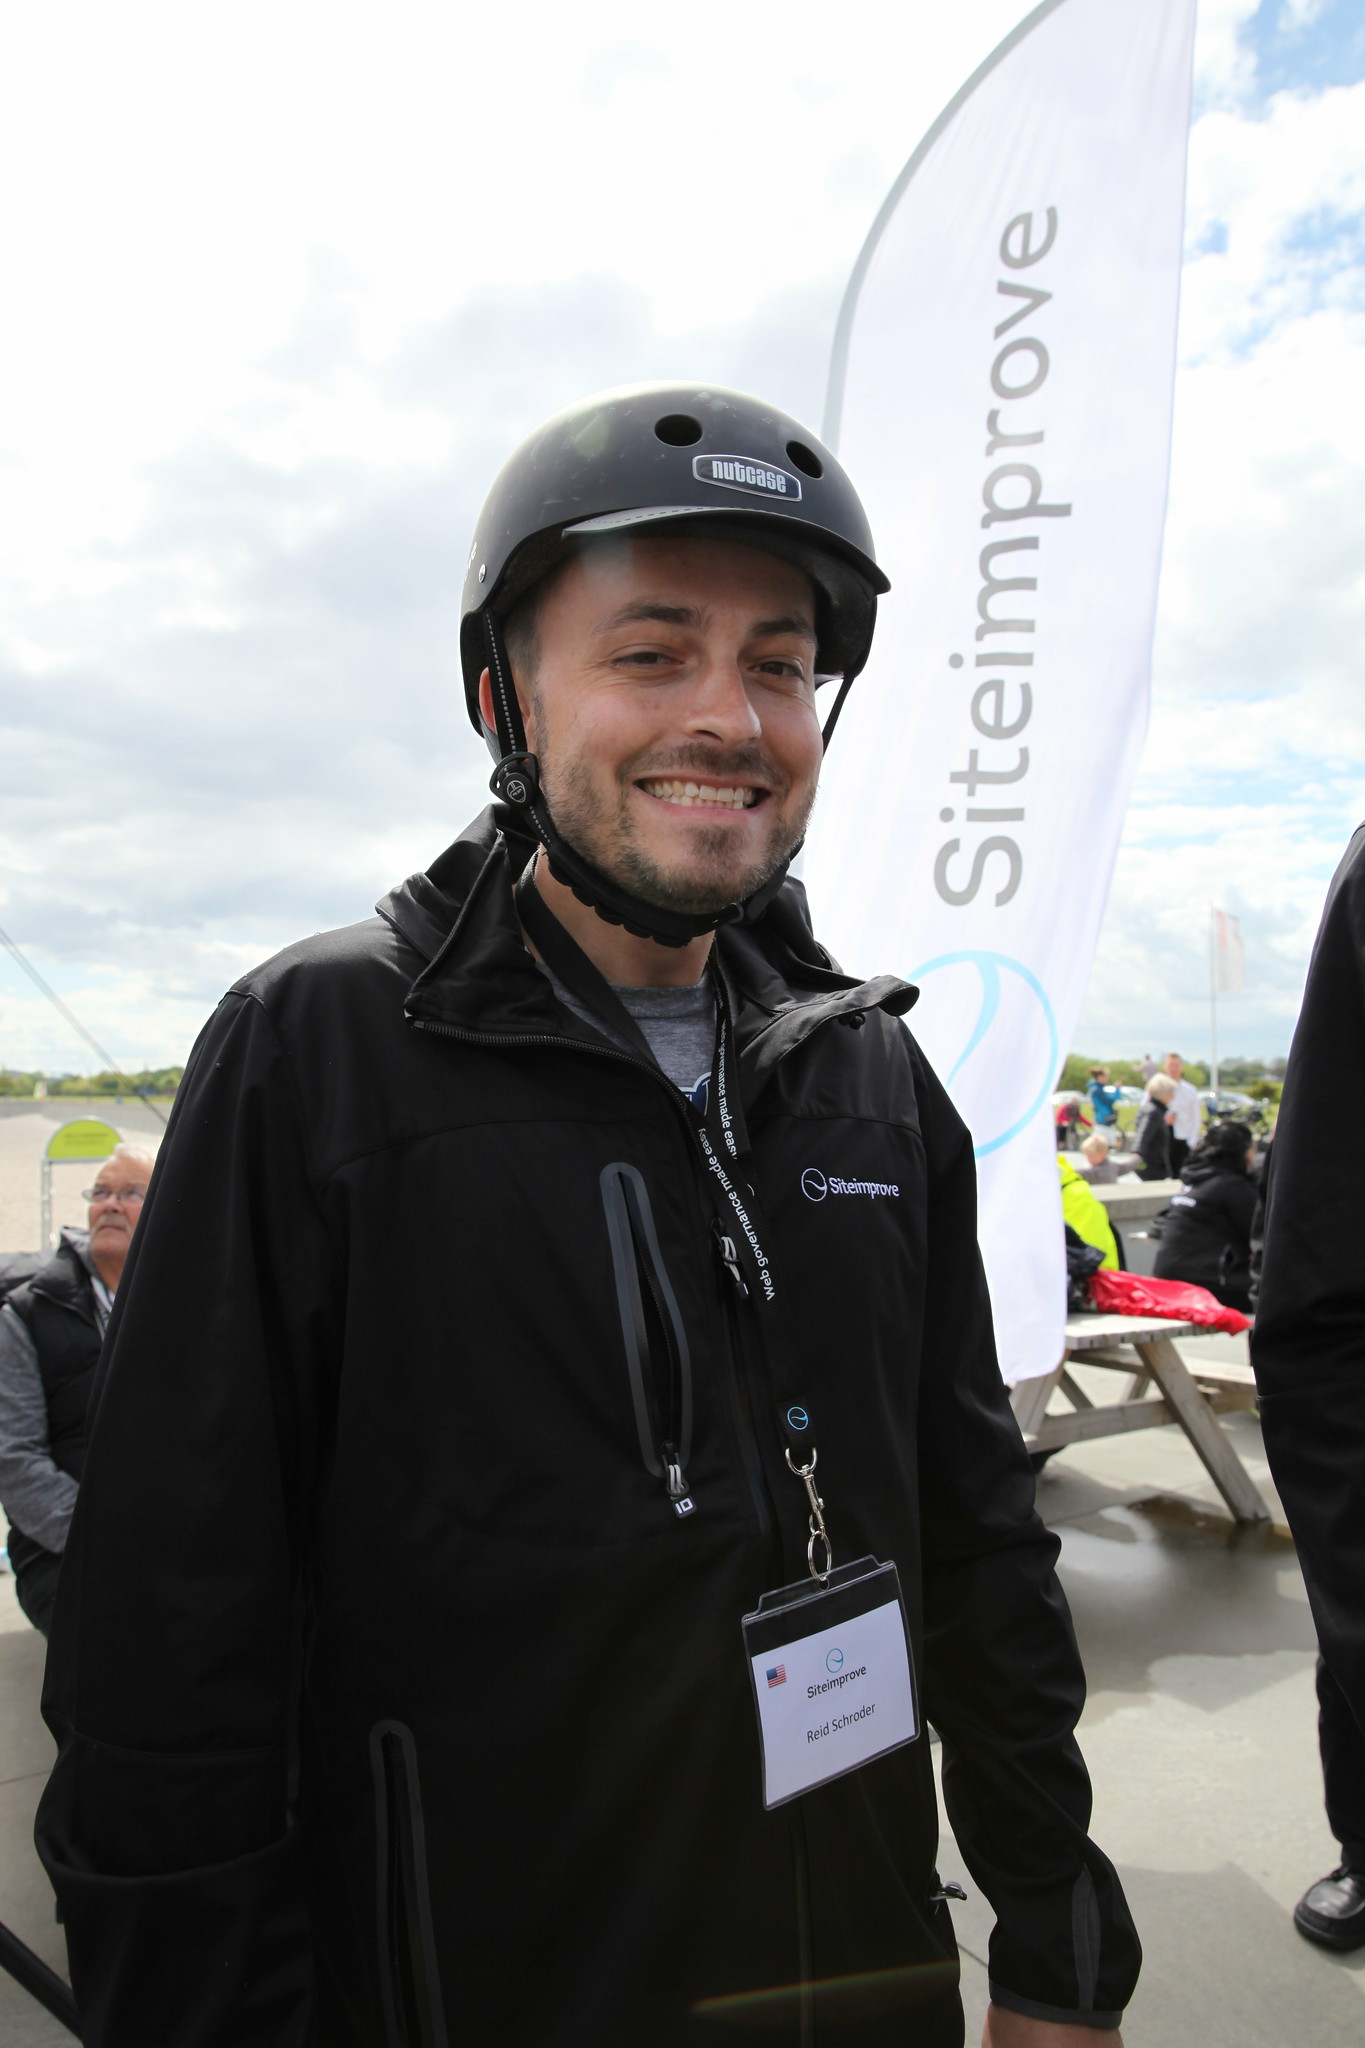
left=801, top=1169, right=900, bottom=1202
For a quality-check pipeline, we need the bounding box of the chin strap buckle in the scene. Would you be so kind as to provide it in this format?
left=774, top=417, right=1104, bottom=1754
left=490, top=752, right=541, bottom=808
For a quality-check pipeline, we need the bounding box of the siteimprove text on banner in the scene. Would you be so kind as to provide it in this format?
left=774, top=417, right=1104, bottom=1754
left=805, top=0, right=1196, bottom=1381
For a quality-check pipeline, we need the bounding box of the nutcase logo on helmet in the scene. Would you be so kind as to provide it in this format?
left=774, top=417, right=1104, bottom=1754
left=693, top=454, right=803, bottom=502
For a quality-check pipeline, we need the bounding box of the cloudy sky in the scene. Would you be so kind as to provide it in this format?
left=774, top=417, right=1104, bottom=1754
left=1, top=0, right=1361, bottom=1073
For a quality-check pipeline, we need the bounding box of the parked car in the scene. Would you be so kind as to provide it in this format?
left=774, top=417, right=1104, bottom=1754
left=1198, top=1089, right=1254, bottom=1120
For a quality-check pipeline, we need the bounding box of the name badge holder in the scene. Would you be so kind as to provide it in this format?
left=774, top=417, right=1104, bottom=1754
left=742, top=1555, right=919, bottom=1810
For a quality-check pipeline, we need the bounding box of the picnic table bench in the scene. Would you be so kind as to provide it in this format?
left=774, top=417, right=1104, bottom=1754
left=1008, top=1313, right=1268, bottom=1525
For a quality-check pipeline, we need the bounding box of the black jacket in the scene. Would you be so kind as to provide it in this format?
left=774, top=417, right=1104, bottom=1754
left=1152, top=1159, right=1256, bottom=1310
left=1254, top=822, right=1365, bottom=1730
left=37, top=809, right=1139, bottom=2047
left=1131, top=1099, right=1173, bottom=1181
left=4, top=1230, right=101, bottom=1573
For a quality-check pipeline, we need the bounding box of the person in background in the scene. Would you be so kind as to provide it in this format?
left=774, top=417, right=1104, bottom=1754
left=1057, top=1156, right=1119, bottom=1271
left=1254, top=822, right=1365, bottom=1953
left=1054, top=1092, right=1091, bottom=1151
left=1162, top=1052, right=1202, bottom=1174
left=1087, top=1066, right=1121, bottom=1138
left=0, top=1144, right=155, bottom=1634
left=1139, top=1053, right=1157, bottom=1083
left=1151, top=1120, right=1257, bottom=1313
left=1075, top=1131, right=1136, bottom=1185
left=1132, top=1073, right=1176, bottom=1180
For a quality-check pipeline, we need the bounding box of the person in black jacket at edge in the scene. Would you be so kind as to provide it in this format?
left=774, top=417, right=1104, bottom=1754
left=1151, top=1120, right=1257, bottom=1314
left=1130, top=1073, right=1176, bottom=1181
left=0, top=1144, right=154, bottom=1632
left=36, top=385, right=1139, bottom=2047
left=1254, top=823, right=1365, bottom=1956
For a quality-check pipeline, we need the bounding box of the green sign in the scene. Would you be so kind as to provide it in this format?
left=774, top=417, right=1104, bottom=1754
left=45, top=1118, right=121, bottom=1163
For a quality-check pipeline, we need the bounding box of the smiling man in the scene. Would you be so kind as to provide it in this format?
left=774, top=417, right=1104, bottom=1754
left=38, top=386, right=1138, bottom=2048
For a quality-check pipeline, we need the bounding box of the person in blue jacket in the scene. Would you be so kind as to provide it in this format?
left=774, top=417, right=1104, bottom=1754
left=1087, top=1068, right=1122, bottom=1136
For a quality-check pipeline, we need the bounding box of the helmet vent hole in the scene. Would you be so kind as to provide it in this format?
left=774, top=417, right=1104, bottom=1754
left=786, top=440, right=823, bottom=479
left=655, top=414, right=703, bottom=447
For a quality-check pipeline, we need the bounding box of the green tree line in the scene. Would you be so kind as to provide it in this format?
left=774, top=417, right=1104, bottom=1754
left=1056, top=1054, right=1284, bottom=1102
left=0, top=1068, right=183, bottom=1098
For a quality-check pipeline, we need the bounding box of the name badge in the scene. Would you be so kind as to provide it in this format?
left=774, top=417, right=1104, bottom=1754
left=741, top=1556, right=919, bottom=1809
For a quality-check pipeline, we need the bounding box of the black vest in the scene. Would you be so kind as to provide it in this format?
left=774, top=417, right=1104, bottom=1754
left=5, top=1234, right=102, bottom=1571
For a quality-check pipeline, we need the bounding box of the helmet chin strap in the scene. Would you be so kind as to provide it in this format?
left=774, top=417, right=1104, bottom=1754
left=482, top=612, right=796, bottom=949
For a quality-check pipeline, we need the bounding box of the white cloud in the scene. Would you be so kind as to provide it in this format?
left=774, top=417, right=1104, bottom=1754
left=1, top=0, right=1362, bottom=1072
left=1074, top=59, right=1365, bottom=1060
left=1192, top=0, right=1262, bottom=108
left=1280, top=0, right=1329, bottom=29
left=0, top=0, right=1037, bottom=1070
left=1182, top=79, right=1365, bottom=353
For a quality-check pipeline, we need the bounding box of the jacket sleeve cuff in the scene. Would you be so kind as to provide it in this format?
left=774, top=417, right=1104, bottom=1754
left=989, top=1980, right=1125, bottom=2030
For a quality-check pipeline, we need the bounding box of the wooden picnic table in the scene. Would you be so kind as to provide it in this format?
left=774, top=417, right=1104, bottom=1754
left=1009, top=1313, right=1269, bottom=1525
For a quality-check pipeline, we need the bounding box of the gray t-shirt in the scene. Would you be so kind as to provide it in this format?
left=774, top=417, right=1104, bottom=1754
left=541, top=968, right=716, bottom=1103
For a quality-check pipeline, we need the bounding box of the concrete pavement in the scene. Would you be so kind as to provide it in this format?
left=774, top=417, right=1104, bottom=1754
left=945, top=1336, right=1359, bottom=2043
left=0, top=1582, right=69, bottom=2045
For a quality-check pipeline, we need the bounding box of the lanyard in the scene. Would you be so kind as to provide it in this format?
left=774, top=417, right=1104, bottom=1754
left=90, top=1273, right=113, bottom=1334
left=700, top=953, right=832, bottom=1581
left=516, top=862, right=834, bottom=1579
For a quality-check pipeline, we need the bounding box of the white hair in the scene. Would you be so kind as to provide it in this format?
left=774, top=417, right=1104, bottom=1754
left=97, top=1142, right=157, bottom=1176
left=1146, top=1073, right=1177, bottom=1102
left=1082, top=1131, right=1111, bottom=1158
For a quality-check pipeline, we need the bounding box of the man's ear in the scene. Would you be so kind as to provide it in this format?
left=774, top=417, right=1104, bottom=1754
left=477, top=667, right=537, bottom=750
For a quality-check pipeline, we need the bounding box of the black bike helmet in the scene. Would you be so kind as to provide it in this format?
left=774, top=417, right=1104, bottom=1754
left=461, top=381, right=889, bottom=945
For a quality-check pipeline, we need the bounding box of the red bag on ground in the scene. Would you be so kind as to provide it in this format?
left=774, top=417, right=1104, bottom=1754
left=1088, top=1267, right=1250, bottom=1334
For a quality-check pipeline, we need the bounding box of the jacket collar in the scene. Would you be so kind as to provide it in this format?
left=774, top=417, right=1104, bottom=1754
left=376, top=806, right=917, bottom=1080
left=27, top=1230, right=98, bottom=1322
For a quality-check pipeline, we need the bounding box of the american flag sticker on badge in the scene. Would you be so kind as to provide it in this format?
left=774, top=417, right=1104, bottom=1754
left=766, top=1665, right=786, bottom=1688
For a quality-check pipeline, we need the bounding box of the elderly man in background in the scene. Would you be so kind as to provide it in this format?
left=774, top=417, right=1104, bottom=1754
left=1162, top=1053, right=1202, bottom=1174
left=1132, top=1073, right=1177, bottom=1181
left=0, top=1143, right=154, bottom=1634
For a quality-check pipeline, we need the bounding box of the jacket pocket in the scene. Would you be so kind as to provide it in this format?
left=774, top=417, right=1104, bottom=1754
left=599, top=1161, right=694, bottom=1506
left=370, top=1720, right=449, bottom=2048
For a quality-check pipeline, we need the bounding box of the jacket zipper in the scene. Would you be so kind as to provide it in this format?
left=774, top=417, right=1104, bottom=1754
left=369, top=1721, right=449, bottom=2048
left=635, top=1246, right=688, bottom=1506
left=710, top=1219, right=779, bottom=1571
left=600, top=1161, right=694, bottom=1510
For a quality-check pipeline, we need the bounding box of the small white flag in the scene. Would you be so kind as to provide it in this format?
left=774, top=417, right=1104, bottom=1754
left=1214, top=910, right=1245, bottom=995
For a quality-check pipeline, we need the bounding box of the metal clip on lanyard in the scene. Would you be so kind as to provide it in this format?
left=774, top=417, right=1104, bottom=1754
left=785, top=1447, right=832, bottom=1584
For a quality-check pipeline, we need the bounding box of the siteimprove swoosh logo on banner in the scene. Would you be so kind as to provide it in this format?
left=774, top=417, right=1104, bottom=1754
left=907, top=951, right=1059, bottom=1161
